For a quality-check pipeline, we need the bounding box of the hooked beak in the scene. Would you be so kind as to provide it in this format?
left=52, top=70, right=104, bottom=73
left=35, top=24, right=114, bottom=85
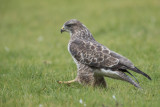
left=60, top=26, right=65, bottom=33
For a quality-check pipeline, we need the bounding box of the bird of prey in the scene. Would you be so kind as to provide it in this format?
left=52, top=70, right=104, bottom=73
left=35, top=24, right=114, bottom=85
left=58, top=19, right=151, bottom=88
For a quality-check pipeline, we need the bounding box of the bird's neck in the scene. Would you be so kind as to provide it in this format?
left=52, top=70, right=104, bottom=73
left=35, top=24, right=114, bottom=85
left=70, top=29, right=95, bottom=41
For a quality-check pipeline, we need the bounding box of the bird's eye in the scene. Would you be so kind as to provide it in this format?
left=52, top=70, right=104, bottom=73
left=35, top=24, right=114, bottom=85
left=66, top=24, right=72, bottom=27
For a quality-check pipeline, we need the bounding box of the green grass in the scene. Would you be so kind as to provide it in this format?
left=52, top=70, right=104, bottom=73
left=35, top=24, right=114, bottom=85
left=0, top=0, right=160, bottom=106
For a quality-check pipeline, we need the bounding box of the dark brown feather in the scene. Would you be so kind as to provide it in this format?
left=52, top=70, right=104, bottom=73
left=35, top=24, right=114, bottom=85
left=69, top=39, right=119, bottom=68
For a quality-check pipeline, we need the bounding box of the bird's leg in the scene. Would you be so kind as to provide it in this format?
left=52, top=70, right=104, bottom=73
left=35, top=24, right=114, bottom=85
left=57, top=79, right=77, bottom=84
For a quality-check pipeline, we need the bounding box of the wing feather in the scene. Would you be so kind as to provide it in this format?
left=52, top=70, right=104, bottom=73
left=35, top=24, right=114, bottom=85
left=69, top=39, right=119, bottom=68
left=110, top=51, right=151, bottom=80
left=110, top=51, right=135, bottom=68
left=69, top=39, right=151, bottom=80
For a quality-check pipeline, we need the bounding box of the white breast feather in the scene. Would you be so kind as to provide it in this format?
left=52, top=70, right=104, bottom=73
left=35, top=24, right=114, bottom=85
left=94, top=69, right=119, bottom=78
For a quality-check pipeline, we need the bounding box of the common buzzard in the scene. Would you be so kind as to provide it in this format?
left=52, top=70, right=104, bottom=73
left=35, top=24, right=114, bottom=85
left=58, top=19, right=151, bottom=88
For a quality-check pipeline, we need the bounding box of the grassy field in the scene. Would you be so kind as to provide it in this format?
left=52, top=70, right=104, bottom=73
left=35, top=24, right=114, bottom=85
left=0, top=0, right=160, bottom=106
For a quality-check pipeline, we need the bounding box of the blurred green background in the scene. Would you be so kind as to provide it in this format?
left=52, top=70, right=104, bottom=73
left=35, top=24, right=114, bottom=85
left=0, top=0, right=160, bottom=107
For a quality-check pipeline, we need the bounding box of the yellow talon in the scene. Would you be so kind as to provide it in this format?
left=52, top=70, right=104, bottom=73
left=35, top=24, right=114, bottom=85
left=57, top=79, right=76, bottom=84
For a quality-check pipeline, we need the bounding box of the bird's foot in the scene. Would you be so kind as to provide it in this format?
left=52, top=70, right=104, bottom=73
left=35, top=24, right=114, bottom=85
left=57, top=79, right=77, bottom=84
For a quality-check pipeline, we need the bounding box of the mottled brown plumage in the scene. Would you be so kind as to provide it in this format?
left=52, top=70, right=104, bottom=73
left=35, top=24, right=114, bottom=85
left=59, top=19, right=151, bottom=88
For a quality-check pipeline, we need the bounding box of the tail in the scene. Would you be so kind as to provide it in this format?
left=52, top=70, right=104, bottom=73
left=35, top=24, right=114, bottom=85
left=130, top=67, right=152, bottom=80
left=118, top=71, right=141, bottom=88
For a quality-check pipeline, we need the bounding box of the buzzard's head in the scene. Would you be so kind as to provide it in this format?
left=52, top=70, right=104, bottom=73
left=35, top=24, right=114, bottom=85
left=61, top=19, right=84, bottom=34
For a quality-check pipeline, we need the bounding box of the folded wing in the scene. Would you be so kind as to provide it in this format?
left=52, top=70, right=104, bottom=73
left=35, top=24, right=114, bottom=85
left=69, top=39, right=119, bottom=68
left=69, top=39, right=151, bottom=80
